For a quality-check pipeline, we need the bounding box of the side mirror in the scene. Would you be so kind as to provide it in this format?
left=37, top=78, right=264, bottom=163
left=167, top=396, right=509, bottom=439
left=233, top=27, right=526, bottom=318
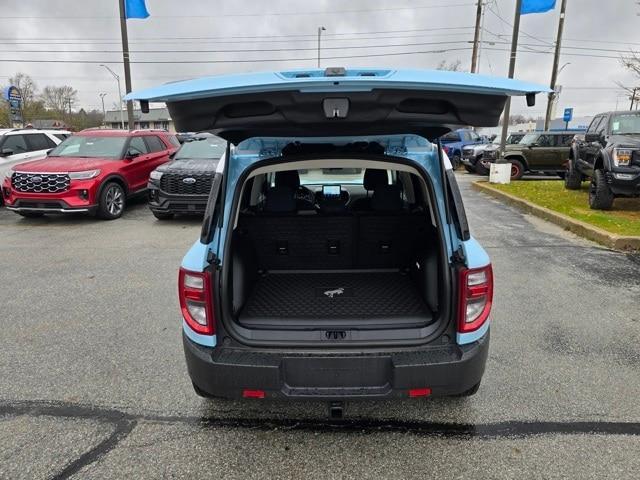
left=529, top=143, right=538, bottom=148
left=125, top=149, right=140, bottom=159
left=584, top=133, right=601, bottom=143
left=169, top=151, right=176, bottom=159
left=45, top=148, right=54, bottom=156
left=0, top=147, right=14, bottom=156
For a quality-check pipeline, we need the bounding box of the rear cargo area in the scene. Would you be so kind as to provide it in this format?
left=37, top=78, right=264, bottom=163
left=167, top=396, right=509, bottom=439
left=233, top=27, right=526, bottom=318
left=227, top=164, right=443, bottom=335
left=239, top=270, right=432, bottom=329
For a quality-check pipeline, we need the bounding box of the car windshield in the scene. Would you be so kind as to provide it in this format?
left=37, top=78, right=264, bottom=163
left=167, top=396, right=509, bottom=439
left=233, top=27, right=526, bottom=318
left=440, top=131, right=460, bottom=143
left=519, top=133, right=539, bottom=145
left=610, top=113, right=640, bottom=135
left=48, top=136, right=127, bottom=159
left=175, top=136, right=226, bottom=160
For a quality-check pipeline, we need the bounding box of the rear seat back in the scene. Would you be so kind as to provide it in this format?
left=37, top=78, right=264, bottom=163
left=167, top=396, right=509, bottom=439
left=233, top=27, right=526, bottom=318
left=238, top=214, right=356, bottom=270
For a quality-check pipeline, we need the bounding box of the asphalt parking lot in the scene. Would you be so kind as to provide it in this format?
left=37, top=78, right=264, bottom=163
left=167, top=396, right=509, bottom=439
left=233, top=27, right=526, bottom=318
left=1, top=173, right=639, bottom=479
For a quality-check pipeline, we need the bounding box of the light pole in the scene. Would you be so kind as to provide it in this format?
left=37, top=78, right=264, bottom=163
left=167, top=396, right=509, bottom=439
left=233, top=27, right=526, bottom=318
left=317, top=26, right=326, bottom=68
left=99, top=93, right=107, bottom=127
left=100, top=64, right=124, bottom=129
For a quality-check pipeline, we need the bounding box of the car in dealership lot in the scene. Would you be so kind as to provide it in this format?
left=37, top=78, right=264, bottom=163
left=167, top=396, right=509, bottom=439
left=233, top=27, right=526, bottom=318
left=565, top=111, right=640, bottom=209
left=0, top=128, right=72, bottom=204
left=126, top=67, right=546, bottom=404
left=148, top=132, right=226, bottom=219
left=461, top=143, right=492, bottom=174
left=484, top=130, right=577, bottom=180
left=2, top=129, right=177, bottom=219
left=440, top=128, right=488, bottom=169
left=474, top=133, right=525, bottom=175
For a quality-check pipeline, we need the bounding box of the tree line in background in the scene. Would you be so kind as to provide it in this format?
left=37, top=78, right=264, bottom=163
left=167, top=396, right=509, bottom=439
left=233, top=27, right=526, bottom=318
left=0, top=73, right=103, bottom=130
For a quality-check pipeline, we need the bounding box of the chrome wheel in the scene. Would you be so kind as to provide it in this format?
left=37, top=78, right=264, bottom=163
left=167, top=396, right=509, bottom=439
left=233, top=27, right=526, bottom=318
left=105, top=185, right=124, bottom=216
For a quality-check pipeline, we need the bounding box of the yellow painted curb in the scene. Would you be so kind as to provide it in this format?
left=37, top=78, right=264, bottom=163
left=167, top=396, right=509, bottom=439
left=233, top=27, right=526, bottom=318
left=472, top=181, right=640, bottom=251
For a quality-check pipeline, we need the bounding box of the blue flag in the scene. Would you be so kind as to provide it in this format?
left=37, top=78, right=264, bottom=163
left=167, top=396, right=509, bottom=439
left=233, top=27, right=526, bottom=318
left=125, top=0, right=150, bottom=19
left=521, top=0, right=556, bottom=14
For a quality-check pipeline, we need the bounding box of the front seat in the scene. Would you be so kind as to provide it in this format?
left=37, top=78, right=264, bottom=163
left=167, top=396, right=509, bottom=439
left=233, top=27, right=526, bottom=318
left=274, top=170, right=315, bottom=211
left=351, top=169, right=388, bottom=211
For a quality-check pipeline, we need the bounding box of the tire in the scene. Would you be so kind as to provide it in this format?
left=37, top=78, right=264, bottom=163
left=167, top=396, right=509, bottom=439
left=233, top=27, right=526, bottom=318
left=17, top=211, right=44, bottom=218
left=508, top=159, right=525, bottom=180
left=564, top=161, right=582, bottom=190
left=475, top=158, right=490, bottom=176
left=588, top=169, right=614, bottom=210
left=464, top=165, right=475, bottom=174
left=152, top=211, right=174, bottom=220
left=453, top=382, right=481, bottom=397
left=97, top=182, right=126, bottom=220
left=451, top=155, right=461, bottom=169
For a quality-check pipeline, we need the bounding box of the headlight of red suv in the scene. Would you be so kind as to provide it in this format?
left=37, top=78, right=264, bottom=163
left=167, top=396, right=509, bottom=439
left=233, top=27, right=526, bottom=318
left=68, top=170, right=101, bottom=180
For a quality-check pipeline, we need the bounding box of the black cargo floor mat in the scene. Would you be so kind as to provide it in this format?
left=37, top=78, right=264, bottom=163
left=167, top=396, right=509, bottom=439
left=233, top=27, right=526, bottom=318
left=239, top=271, right=433, bottom=329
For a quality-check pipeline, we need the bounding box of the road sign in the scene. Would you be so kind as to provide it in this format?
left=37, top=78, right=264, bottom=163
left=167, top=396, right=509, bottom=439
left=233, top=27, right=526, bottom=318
left=563, top=107, right=573, bottom=123
left=2, top=86, right=23, bottom=126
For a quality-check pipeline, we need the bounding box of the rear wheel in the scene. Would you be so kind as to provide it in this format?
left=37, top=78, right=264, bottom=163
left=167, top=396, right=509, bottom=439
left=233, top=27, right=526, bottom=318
left=152, top=211, right=174, bottom=220
left=589, top=169, right=614, bottom=210
left=508, top=159, right=525, bottom=180
left=564, top=161, right=582, bottom=190
left=17, top=211, right=44, bottom=218
left=451, top=154, right=461, bottom=169
left=97, top=182, right=126, bottom=220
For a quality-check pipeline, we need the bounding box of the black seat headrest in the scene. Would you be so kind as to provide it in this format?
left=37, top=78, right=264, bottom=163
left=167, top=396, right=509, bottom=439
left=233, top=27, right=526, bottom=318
left=363, top=169, right=388, bottom=191
left=275, top=170, right=300, bottom=189
left=371, top=185, right=403, bottom=212
left=265, top=186, right=296, bottom=213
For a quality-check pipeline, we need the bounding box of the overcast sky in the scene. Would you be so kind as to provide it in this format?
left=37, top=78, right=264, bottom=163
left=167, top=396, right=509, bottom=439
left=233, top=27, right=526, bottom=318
left=1, top=0, right=639, bottom=119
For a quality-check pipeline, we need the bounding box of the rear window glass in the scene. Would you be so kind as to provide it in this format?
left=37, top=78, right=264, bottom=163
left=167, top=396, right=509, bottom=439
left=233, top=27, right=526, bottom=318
left=26, top=133, right=55, bottom=151
left=145, top=135, right=166, bottom=152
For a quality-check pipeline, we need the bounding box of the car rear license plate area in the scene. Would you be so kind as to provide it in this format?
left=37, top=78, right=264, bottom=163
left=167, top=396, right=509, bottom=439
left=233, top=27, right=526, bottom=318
left=282, top=356, right=392, bottom=396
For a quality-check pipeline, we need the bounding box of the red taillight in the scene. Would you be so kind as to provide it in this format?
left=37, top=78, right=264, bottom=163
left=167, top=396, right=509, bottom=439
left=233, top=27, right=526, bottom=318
left=458, top=264, right=493, bottom=333
left=179, top=267, right=215, bottom=335
left=409, top=388, right=432, bottom=398
left=242, top=389, right=265, bottom=399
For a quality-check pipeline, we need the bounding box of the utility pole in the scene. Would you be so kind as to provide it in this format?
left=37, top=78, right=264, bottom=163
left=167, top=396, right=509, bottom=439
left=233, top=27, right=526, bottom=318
left=544, top=0, right=568, bottom=131
left=471, top=1, right=483, bottom=73
left=99, top=93, right=107, bottom=126
left=317, top=26, right=326, bottom=68
left=100, top=65, right=124, bottom=129
left=118, top=0, right=134, bottom=130
left=498, top=0, right=523, bottom=157
left=630, top=88, right=637, bottom=110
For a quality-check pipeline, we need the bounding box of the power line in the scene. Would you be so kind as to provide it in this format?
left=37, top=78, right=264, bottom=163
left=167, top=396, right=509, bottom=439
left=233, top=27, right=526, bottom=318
left=0, top=47, right=474, bottom=64
left=485, top=4, right=554, bottom=47
left=0, top=40, right=474, bottom=55
left=2, top=3, right=476, bottom=19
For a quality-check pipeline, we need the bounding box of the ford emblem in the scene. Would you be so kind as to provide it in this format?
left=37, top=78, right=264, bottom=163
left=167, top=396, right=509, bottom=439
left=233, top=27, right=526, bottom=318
left=32, top=176, right=43, bottom=184
left=182, top=177, right=196, bottom=184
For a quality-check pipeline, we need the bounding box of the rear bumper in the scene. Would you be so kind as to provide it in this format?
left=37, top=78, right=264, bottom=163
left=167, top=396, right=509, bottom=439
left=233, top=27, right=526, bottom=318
left=148, top=183, right=208, bottom=214
left=183, top=331, right=490, bottom=400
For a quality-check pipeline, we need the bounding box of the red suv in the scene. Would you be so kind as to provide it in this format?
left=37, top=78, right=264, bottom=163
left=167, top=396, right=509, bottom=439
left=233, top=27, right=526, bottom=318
left=2, top=129, right=178, bottom=219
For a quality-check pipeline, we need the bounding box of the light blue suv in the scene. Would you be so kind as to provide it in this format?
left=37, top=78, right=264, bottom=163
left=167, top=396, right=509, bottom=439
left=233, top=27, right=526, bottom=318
left=127, top=68, right=546, bottom=406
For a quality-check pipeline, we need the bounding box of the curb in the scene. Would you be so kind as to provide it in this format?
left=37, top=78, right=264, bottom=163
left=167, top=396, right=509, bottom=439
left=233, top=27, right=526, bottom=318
left=471, top=181, right=640, bottom=251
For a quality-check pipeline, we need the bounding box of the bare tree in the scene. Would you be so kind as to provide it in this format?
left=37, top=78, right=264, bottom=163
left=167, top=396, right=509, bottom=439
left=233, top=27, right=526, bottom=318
left=41, top=85, right=78, bottom=115
left=619, top=52, right=640, bottom=108
left=436, top=59, right=462, bottom=72
left=8, top=72, right=38, bottom=117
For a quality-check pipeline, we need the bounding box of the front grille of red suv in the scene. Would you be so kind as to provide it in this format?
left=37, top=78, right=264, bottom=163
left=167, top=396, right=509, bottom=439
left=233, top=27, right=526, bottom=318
left=12, top=172, right=71, bottom=194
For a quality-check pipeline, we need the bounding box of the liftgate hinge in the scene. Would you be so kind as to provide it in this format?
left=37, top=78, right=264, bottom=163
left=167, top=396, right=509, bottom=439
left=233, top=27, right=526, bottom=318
left=452, top=246, right=465, bottom=264
left=207, top=250, right=221, bottom=268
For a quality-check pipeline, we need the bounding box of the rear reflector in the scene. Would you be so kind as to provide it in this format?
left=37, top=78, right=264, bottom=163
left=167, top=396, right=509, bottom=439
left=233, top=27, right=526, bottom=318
left=179, top=268, right=215, bottom=335
left=409, top=388, right=432, bottom=398
left=242, top=389, right=265, bottom=399
left=458, top=264, right=493, bottom=333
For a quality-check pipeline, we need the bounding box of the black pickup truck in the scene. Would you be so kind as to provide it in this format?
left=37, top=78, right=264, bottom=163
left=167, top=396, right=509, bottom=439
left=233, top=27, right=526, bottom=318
left=565, top=111, right=640, bottom=209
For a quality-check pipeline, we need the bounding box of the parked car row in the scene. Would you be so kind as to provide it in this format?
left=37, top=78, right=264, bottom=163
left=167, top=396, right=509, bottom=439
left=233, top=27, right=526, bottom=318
left=1, top=128, right=224, bottom=219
